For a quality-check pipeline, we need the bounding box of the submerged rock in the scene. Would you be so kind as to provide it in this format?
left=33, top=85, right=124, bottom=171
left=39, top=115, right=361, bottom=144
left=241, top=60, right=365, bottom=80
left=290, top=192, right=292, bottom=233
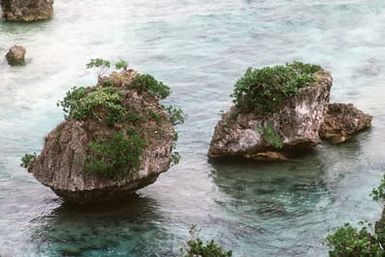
left=320, top=103, right=372, bottom=144
left=1, top=0, right=53, bottom=22
left=26, top=69, right=177, bottom=204
left=5, top=45, right=26, bottom=65
left=209, top=67, right=332, bottom=160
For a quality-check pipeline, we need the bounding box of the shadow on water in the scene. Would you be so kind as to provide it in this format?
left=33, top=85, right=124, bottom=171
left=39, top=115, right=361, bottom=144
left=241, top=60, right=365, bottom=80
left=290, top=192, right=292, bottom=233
left=209, top=152, right=330, bottom=218
left=27, top=194, right=177, bottom=257
left=206, top=133, right=381, bottom=256
left=206, top=140, right=366, bottom=256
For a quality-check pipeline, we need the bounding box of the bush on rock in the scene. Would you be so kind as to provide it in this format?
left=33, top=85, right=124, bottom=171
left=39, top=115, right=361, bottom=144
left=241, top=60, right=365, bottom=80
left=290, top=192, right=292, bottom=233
left=232, top=61, right=321, bottom=113
left=209, top=61, right=331, bottom=160
left=21, top=59, right=183, bottom=203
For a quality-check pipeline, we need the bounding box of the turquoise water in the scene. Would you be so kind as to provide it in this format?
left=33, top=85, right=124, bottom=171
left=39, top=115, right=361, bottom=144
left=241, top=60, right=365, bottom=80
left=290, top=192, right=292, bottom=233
left=1, top=0, right=385, bottom=256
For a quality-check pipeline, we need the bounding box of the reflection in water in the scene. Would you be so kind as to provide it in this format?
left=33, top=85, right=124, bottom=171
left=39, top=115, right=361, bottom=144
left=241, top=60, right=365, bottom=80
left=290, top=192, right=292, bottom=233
left=210, top=154, right=331, bottom=256
left=28, top=195, right=176, bottom=257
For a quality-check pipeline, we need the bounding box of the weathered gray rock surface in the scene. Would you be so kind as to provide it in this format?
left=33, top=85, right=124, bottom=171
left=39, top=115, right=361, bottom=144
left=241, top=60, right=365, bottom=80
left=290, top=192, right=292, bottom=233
left=208, top=71, right=333, bottom=160
left=320, top=103, right=372, bottom=144
left=1, top=0, right=53, bottom=22
left=5, top=45, right=26, bottom=65
left=27, top=71, right=176, bottom=204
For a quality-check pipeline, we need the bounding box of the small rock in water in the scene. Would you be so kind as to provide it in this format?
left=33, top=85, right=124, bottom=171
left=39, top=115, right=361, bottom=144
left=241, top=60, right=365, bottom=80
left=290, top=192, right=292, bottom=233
left=320, top=103, right=372, bottom=144
left=1, top=0, right=54, bottom=22
left=5, top=45, right=26, bottom=66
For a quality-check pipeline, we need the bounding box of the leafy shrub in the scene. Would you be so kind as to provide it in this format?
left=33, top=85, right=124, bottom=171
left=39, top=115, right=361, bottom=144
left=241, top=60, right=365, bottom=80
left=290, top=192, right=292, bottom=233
left=54, top=59, right=182, bottom=177
left=232, top=61, right=322, bottom=113
left=147, top=109, right=162, bottom=123
left=86, top=58, right=111, bottom=69
left=85, top=129, right=146, bottom=177
left=180, top=226, right=232, bottom=257
left=86, top=58, right=111, bottom=77
left=115, top=59, right=128, bottom=70
left=371, top=175, right=385, bottom=202
left=20, top=153, right=37, bottom=168
left=131, top=74, right=171, bottom=99
left=171, top=151, right=181, bottom=166
left=165, top=105, right=185, bottom=125
left=57, top=86, right=128, bottom=126
left=87, top=58, right=129, bottom=77
left=256, top=123, right=284, bottom=149
left=326, top=223, right=383, bottom=257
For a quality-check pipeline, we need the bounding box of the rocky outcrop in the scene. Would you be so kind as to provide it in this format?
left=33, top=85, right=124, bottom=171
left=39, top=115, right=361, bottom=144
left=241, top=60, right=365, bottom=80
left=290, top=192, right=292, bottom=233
left=320, top=103, right=372, bottom=144
left=5, top=45, right=26, bottom=65
left=209, top=71, right=333, bottom=160
left=27, top=70, right=176, bottom=204
left=1, top=0, right=53, bottom=22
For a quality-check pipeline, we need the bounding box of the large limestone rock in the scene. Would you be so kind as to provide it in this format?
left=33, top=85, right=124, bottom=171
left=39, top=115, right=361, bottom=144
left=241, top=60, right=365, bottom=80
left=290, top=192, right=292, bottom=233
left=5, top=45, right=26, bottom=65
left=320, top=103, right=372, bottom=144
left=27, top=70, right=176, bottom=204
left=208, top=71, right=333, bottom=160
left=1, top=0, right=53, bottom=22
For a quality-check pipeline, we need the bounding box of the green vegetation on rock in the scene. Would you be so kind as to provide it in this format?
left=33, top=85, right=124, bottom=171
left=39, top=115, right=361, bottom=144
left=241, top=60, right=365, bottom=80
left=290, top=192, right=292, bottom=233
left=180, top=226, right=232, bottom=257
left=326, top=177, right=385, bottom=257
left=165, top=105, right=185, bottom=126
left=57, top=86, right=128, bottom=127
left=232, top=61, right=322, bottom=113
left=20, top=153, right=37, bottom=169
left=131, top=73, right=171, bottom=99
left=22, top=58, right=183, bottom=179
left=85, top=129, right=146, bottom=177
left=326, top=223, right=383, bottom=257
left=114, top=59, right=128, bottom=70
left=256, top=123, right=284, bottom=149
left=86, top=58, right=111, bottom=70
left=371, top=174, right=385, bottom=202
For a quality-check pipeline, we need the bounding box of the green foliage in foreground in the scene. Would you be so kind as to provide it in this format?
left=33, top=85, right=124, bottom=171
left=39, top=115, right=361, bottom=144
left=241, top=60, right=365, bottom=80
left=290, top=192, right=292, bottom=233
left=232, top=61, right=322, bottom=113
left=371, top=174, right=385, bottom=202
left=20, top=153, right=37, bottom=169
left=326, top=223, right=384, bottom=257
left=180, top=226, right=232, bottom=257
left=255, top=123, right=284, bottom=149
left=326, top=175, right=385, bottom=257
left=85, top=129, right=146, bottom=177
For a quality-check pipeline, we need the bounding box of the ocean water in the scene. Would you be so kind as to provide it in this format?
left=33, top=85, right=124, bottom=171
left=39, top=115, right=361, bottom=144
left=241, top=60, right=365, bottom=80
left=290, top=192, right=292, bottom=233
left=1, top=0, right=385, bottom=256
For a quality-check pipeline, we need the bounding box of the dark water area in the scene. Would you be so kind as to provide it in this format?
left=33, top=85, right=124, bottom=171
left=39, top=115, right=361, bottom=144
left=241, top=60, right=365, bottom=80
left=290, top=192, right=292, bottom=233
left=1, top=0, right=385, bottom=256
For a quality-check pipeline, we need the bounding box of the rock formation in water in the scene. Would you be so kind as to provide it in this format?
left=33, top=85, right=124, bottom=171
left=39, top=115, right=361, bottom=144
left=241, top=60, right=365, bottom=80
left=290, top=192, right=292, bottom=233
left=209, top=62, right=332, bottom=160
left=320, top=103, right=372, bottom=144
left=5, top=45, right=26, bottom=65
left=24, top=66, right=180, bottom=204
left=1, top=0, right=53, bottom=22
left=209, top=62, right=372, bottom=161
